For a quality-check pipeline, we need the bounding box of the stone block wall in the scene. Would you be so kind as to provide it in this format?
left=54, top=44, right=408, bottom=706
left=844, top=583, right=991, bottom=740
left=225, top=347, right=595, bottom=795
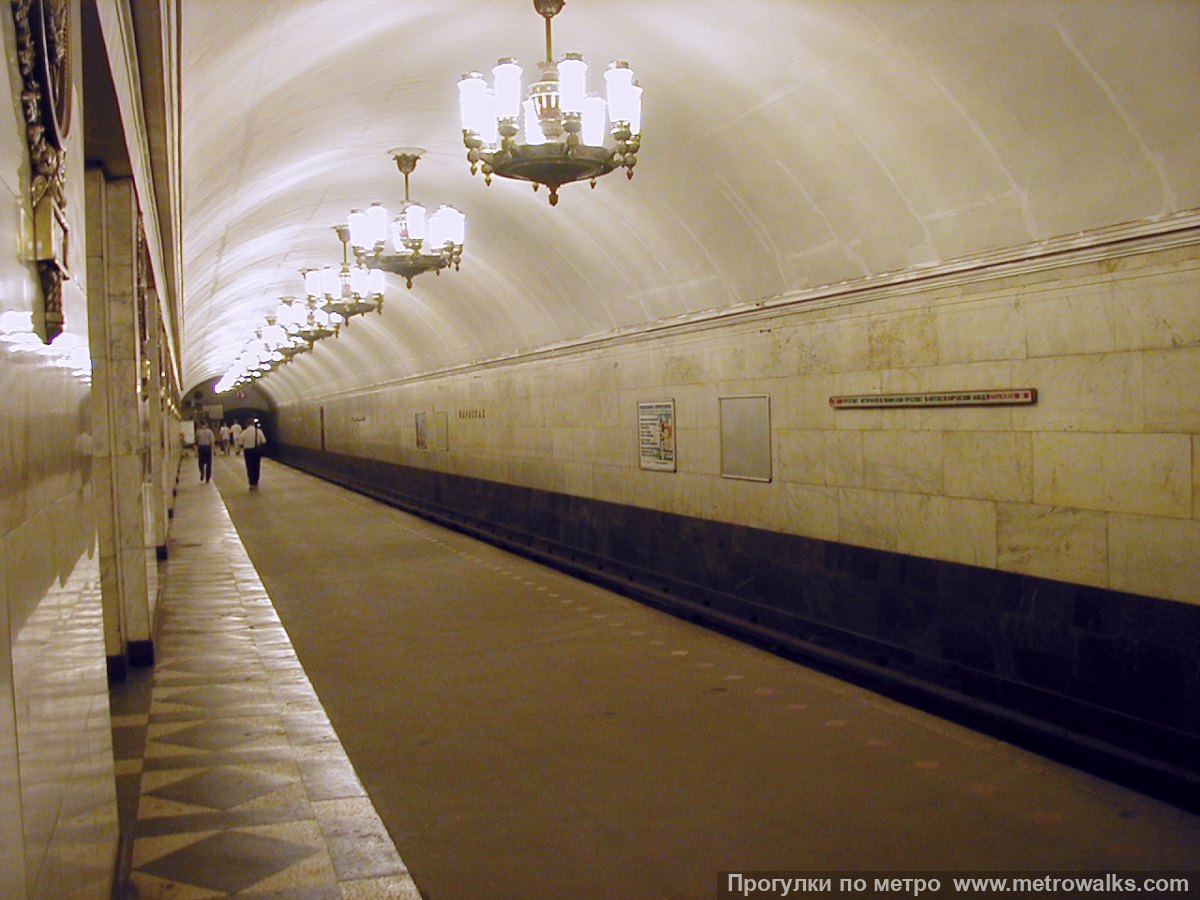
left=278, top=241, right=1200, bottom=608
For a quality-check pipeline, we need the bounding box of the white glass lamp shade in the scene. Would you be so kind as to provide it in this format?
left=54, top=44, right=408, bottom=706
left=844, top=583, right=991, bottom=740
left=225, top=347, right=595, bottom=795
left=394, top=202, right=427, bottom=249
left=433, top=205, right=465, bottom=247
left=349, top=266, right=369, bottom=298
left=261, top=321, right=286, bottom=349
left=274, top=299, right=298, bottom=330
left=558, top=54, right=587, bottom=114
left=458, top=73, right=498, bottom=145
left=581, top=95, right=607, bottom=146
left=303, top=269, right=322, bottom=298
left=522, top=97, right=547, bottom=145
left=320, top=266, right=340, bottom=298
left=369, top=267, right=386, bottom=295
left=605, top=62, right=640, bottom=129
left=492, top=59, right=523, bottom=120
left=366, top=203, right=389, bottom=246
left=627, top=81, right=643, bottom=135
left=348, top=208, right=370, bottom=251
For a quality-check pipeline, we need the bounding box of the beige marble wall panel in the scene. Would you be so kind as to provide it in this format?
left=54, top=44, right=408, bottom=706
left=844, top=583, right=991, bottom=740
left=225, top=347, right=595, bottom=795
left=788, top=320, right=853, bottom=375
left=1032, top=432, right=1105, bottom=509
left=1034, top=432, right=1191, bottom=517
left=1194, top=436, right=1200, bottom=519
left=996, top=503, right=1108, bottom=587
left=838, top=487, right=898, bottom=552
left=783, top=482, right=839, bottom=542
left=936, top=298, right=1026, bottom=364
left=1110, top=265, right=1200, bottom=352
left=679, top=425, right=720, bottom=476
left=0, top=532, right=27, bottom=898
left=944, top=431, right=1033, bottom=503
left=1022, top=280, right=1119, bottom=358
left=1143, top=347, right=1200, bottom=432
left=769, top=374, right=836, bottom=432
left=1102, top=433, right=1192, bottom=517
left=1012, top=352, right=1143, bottom=433
left=776, top=429, right=825, bottom=486
left=862, top=430, right=942, bottom=494
left=1109, top=514, right=1200, bottom=605
left=868, top=309, right=938, bottom=369
left=895, top=493, right=998, bottom=569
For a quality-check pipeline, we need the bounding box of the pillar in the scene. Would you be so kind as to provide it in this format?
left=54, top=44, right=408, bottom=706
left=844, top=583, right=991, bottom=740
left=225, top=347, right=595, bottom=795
left=85, top=168, right=154, bottom=680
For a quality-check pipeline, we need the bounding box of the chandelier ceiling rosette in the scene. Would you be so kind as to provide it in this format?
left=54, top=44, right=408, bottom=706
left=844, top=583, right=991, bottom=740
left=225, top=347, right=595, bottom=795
left=457, top=0, right=642, bottom=206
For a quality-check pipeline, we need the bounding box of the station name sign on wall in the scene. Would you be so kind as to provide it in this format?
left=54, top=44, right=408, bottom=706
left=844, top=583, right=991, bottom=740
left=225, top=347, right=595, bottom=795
left=829, top=388, right=1037, bottom=409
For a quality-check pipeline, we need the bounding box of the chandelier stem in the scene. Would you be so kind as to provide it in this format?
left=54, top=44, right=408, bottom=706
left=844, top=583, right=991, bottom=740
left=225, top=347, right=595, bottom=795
left=544, top=15, right=553, bottom=63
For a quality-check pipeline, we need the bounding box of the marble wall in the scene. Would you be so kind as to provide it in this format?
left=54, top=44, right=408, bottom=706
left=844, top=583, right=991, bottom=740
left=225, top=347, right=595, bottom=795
left=1, top=1, right=120, bottom=896
left=278, top=241, right=1200, bottom=608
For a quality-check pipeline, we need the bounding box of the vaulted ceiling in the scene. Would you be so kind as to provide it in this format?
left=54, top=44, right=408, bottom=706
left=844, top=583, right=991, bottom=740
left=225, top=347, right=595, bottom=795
left=179, top=0, right=1200, bottom=402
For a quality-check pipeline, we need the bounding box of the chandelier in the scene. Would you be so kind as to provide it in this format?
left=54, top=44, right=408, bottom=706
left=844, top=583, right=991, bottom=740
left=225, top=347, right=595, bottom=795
left=457, top=0, right=642, bottom=206
left=213, top=296, right=344, bottom=393
left=303, top=227, right=386, bottom=325
left=347, top=149, right=466, bottom=289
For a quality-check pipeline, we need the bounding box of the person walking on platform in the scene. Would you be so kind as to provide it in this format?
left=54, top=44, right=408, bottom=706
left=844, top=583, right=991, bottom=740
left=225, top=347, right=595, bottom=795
left=239, top=418, right=268, bottom=489
left=195, top=420, right=216, bottom=482
left=230, top=420, right=243, bottom=455
left=219, top=422, right=231, bottom=454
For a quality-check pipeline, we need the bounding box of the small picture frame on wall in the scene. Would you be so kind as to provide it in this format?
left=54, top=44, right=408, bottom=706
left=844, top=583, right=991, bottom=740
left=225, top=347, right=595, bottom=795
left=415, top=412, right=427, bottom=449
left=638, top=399, right=676, bottom=472
left=719, top=394, right=771, bottom=482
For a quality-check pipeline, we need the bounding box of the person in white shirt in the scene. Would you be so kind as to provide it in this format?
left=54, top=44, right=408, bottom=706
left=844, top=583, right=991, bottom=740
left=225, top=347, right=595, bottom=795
left=195, top=422, right=216, bottom=482
left=239, top=419, right=268, bottom=489
left=230, top=421, right=243, bottom=455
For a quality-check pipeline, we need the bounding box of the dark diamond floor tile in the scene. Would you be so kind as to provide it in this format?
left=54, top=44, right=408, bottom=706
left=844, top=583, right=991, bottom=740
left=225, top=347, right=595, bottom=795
left=134, top=804, right=314, bottom=837
left=154, top=719, right=282, bottom=751
left=147, top=766, right=296, bottom=810
left=136, top=829, right=318, bottom=894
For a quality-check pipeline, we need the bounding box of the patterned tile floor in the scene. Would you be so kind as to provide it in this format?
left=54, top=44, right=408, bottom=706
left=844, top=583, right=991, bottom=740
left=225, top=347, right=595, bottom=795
left=110, top=468, right=423, bottom=898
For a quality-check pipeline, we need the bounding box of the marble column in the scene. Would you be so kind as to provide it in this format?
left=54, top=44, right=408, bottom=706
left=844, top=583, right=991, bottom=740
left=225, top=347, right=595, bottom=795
left=144, top=296, right=170, bottom=560
left=85, top=168, right=154, bottom=679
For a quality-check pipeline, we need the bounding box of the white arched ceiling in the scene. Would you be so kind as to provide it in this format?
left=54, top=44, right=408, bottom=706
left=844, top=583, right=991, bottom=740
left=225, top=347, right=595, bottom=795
left=180, top=0, right=1200, bottom=403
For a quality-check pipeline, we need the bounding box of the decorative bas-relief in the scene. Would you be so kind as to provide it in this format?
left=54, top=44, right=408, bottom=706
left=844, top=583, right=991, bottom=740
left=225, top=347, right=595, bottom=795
left=11, top=0, right=72, bottom=343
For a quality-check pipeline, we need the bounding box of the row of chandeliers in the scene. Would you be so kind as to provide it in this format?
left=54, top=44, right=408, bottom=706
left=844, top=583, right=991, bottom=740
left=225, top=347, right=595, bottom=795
left=217, top=0, right=642, bottom=392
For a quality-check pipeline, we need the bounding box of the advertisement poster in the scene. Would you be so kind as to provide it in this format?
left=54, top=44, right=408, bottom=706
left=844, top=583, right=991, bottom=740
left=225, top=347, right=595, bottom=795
left=415, top=412, right=427, bottom=449
left=638, top=400, right=676, bottom=471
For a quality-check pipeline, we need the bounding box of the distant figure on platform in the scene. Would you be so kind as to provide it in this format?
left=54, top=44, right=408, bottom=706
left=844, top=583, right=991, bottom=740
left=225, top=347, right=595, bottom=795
left=239, top=418, right=268, bottom=489
left=195, top=421, right=216, bottom=482
left=219, top=422, right=232, bottom=454
left=230, top=420, right=243, bottom=455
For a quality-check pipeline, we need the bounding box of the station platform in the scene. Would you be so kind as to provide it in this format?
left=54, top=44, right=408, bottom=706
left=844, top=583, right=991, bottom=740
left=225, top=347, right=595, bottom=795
left=112, top=455, right=1200, bottom=898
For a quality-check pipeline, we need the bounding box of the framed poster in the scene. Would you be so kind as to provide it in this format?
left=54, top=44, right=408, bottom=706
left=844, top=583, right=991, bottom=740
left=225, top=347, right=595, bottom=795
left=638, top=400, right=676, bottom=471
left=720, top=394, right=771, bottom=482
left=414, top=412, right=427, bottom=449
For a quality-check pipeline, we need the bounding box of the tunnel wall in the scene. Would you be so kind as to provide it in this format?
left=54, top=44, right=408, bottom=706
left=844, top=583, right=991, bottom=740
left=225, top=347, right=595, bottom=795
left=273, top=235, right=1200, bottom=791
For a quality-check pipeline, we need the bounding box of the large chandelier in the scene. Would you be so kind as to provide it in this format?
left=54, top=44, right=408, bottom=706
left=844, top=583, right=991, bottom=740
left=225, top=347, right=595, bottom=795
left=347, top=149, right=465, bottom=289
left=457, top=0, right=642, bottom=206
left=303, top=227, right=386, bottom=325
